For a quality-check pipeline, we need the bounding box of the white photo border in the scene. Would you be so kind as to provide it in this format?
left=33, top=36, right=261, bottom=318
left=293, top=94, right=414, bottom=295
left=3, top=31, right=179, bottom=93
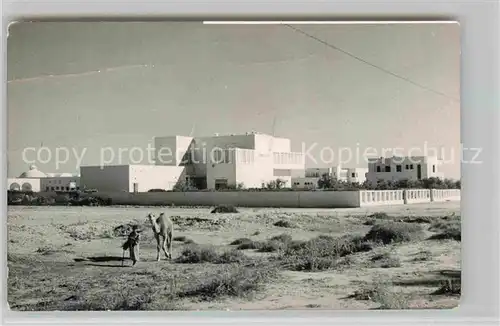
left=1, top=0, right=499, bottom=325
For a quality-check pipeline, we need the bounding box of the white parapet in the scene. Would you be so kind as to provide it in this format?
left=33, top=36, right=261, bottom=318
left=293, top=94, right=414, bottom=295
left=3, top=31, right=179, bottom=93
left=359, top=190, right=405, bottom=206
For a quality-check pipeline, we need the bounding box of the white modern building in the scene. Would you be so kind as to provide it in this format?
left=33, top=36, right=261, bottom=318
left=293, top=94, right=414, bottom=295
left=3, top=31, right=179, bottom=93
left=7, top=165, right=81, bottom=192
left=365, top=156, right=444, bottom=184
left=292, top=165, right=368, bottom=189
left=80, top=132, right=306, bottom=192
left=80, top=165, right=185, bottom=192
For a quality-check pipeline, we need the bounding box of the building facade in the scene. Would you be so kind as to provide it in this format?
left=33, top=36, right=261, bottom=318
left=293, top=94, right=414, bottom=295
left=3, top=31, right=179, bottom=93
left=80, top=132, right=306, bottom=192
left=80, top=165, right=185, bottom=192
left=7, top=165, right=80, bottom=192
left=292, top=166, right=368, bottom=189
left=154, top=132, right=305, bottom=190
left=365, top=156, right=444, bottom=183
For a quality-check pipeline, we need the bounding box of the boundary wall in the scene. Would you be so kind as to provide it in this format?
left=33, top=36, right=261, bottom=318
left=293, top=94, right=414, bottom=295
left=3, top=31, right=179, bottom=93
left=96, top=189, right=460, bottom=208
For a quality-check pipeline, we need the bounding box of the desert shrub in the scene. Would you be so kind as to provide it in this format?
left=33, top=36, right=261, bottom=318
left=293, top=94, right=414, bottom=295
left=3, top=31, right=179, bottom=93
left=230, top=238, right=252, bottom=245
left=402, top=216, right=433, bottom=224
left=257, top=240, right=285, bottom=253
left=369, top=212, right=391, bottom=219
left=216, top=250, right=248, bottom=264
left=66, top=286, right=182, bottom=311
left=273, top=220, right=298, bottom=228
left=35, top=246, right=58, bottom=255
left=280, top=234, right=373, bottom=272
left=428, top=229, right=461, bottom=241
left=412, top=250, right=433, bottom=262
left=175, top=245, right=247, bottom=264
left=210, top=205, right=239, bottom=214
left=269, top=233, right=293, bottom=243
left=175, top=245, right=219, bottom=263
left=350, top=283, right=409, bottom=309
left=370, top=252, right=402, bottom=268
left=178, top=265, right=277, bottom=300
left=363, top=222, right=424, bottom=245
left=428, top=219, right=461, bottom=241
left=256, top=234, right=294, bottom=253
left=236, top=239, right=262, bottom=250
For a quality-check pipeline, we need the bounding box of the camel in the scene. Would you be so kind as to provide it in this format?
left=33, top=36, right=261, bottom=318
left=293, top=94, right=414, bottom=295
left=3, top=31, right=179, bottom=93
left=147, top=212, right=174, bottom=261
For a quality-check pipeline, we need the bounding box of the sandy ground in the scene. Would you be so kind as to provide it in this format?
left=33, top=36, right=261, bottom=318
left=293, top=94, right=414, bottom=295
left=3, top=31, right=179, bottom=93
left=7, top=202, right=461, bottom=311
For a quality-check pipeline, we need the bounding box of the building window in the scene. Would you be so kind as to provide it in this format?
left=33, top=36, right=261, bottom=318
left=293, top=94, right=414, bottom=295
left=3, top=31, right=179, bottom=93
left=405, top=164, right=409, bottom=170
left=351, top=173, right=356, bottom=178
left=66, top=187, right=69, bottom=191
left=46, top=187, right=49, bottom=191
left=433, top=165, right=436, bottom=173
left=213, top=150, right=223, bottom=163
left=396, top=165, right=402, bottom=172
left=376, top=166, right=381, bottom=172
left=410, top=164, right=414, bottom=170
left=385, top=166, right=391, bottom=172
left=51, top=187, right=55, bottom=191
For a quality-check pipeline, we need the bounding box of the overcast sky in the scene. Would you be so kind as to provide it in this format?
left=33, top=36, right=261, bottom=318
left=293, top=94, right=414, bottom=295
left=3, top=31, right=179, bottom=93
left=7, top=22, right=460, bottom=178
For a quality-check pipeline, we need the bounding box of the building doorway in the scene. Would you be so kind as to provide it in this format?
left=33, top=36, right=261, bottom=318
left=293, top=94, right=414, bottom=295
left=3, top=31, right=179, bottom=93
left=417, top=164, right=422, bottom=180
left=133, top=183, right=139, bottom=193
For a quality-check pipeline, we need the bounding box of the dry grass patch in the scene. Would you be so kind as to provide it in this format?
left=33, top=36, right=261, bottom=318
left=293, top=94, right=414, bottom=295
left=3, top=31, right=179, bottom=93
left=175, top=245, right=248, bottom=264
left=279, top=234, right=374, bottom=272
left=350, top=282, right=410, bottom=309
left=428, top=219, right=461, bottom=241
left=411, top=250, right=433, bottom=262
left=178, top=264, right=278, bottom=301
left=370, top=252, right=402, bottom=268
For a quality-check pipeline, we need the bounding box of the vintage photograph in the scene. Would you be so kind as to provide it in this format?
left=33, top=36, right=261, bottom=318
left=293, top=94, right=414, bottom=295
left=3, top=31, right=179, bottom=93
left=7, top=21, right=461, bottom=310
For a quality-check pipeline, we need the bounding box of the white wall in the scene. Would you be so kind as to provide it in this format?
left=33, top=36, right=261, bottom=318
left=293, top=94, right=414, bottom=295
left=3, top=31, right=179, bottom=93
left=305, top=168, right=332, bottom=178
left=404, top=189, right=431, bottom=204
left=7, top=178, right=41, bottom=192
left=92, top=188, right=460, bottom=207
left=236, top=148, right=276, bottom=188
left=40, top=177, right=81, bottom=192
left=129, top=165, right=185, bottom=192
left=80, top=165, right=130, bottom=192
left=291, top=177, right=319, bottom=189
left=431, top=189, right=461, bottom=202
left=101, top=190, right=361, bottom=208
left=346, top=168, right=368, bottom=183
left=269, top=136, right=291, bottom=152
left=189, top=134, right=255, bottom=179
left=366, top=156, right=443, bottom=183
left=359, top=190, right=405, bottom=206
left=272, top=151, right=305, bottom=170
